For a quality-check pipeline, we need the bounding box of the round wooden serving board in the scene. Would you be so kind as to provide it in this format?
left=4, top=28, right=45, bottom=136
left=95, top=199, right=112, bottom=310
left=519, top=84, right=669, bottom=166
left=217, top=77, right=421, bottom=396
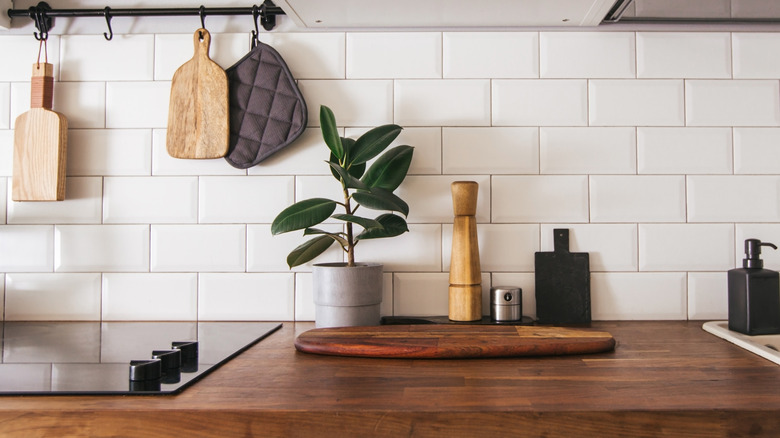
left=294, top=324, right=615, bottom=359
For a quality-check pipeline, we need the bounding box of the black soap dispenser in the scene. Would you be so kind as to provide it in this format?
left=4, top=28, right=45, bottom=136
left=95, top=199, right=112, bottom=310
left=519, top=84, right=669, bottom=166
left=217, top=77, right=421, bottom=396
left=728, top=239, right=780, bottom=335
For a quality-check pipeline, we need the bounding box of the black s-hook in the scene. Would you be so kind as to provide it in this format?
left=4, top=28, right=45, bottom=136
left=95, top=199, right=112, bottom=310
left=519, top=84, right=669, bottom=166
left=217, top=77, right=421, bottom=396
left=29, top=2, right=53, bottom=41
left=198, top=5, right=207, bottom=39
left=251, top=5, right=260, bottom=49
left=103, top=7, right=113, bottom=41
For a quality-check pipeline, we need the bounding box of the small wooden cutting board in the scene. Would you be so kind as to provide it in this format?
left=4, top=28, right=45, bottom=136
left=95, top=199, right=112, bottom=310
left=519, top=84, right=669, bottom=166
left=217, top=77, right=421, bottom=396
left=295, top=324, right=615, bottom=359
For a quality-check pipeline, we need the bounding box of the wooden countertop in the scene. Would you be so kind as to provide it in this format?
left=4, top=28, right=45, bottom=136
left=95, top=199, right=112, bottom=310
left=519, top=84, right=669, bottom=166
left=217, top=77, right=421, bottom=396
left=2, top=321, right=780, bottom=437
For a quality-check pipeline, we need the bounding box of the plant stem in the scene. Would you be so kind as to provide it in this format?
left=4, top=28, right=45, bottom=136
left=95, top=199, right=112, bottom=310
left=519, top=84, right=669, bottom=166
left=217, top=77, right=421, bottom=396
left=343, top=186, right=355, bottom=267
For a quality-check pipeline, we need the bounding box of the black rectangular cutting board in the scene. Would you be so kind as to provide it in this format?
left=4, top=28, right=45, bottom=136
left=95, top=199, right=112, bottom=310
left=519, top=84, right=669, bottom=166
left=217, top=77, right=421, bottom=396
left=535, top=229, right=591, bottom=324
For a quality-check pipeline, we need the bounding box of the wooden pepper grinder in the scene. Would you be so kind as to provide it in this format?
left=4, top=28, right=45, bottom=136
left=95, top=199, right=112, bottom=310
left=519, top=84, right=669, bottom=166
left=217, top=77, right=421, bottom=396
left=449, top=181, right=482, bottom=321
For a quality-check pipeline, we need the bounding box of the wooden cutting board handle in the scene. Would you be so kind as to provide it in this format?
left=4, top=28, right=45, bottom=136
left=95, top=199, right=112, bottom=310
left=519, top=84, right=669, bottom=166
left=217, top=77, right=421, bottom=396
left=449, top=181, right=482, bottom=321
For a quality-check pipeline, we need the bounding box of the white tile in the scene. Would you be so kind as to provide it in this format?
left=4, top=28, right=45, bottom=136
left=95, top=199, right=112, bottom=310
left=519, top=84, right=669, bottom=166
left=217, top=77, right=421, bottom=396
left=247, top=128, right=332, bottom=176
left=155, top=33, right=249, bottom=80
left=688, top=176, right=780, bottom=222
left=0, top=225, right=53, bottom=272
left=55, top=225, right=149, bottom=272
left=0, top=275, right=3, bottom=317
left=493, top=80, right=587, bottom=126
left=295, top=273, right=315, bottom=321
left=381, top=273, right=393, bottom=317
left=151, top=129, right=246, bottom=176
left=199, top=176, right=294, bottom=223
left=106, top=82, right=170, bottom=129
left=491, top=273, right=536, bottom=318
left=8, top=177, right=102, bottom=224
left=492, top=176, right=589, bottom=223
left=443, top=128, right=538, bottom=175
left=5, top=273, right=101, bottom=321
left=541, top=32, right=635, bottom=78
left=688, top=272, right=728, bottom=320
left=0, top=178, right=5, bottom=224
left=394, top=127, right=441, bottom=175
left=102, top=273, right=197, bottom=321
left=347, top=32, right=441, bottom=79
left=259, top=32, right=345, bottom=79
left=639, top=224, right=734, bottom=271
left=733, top=33, right=780, bottom=79
left=0, top=83, right=9, bottom=129
left=736, top=224, right=780, bottom=270
left=637, top=128, right=733, bottom=174
left=298, top=80, right=393, bottom=127
left=151, top=224, right=245, bottom=272
left=443, top=223, right=539, bottom=272
left=247, top=224, right=344, bottom=272
left=589, top=80, right=684, bottom=126
left=103, top=177, right=198, bottom=224
left=443, top=32, right=538, bottom=79
left=637, top=32, right=731, bottom=79
left=68, top=129, right=152, bottom=176
left=12, top=82, right=108, bottom=130
left=540, top=224, right=638, bottom=272
left=686, top=80, right=780, bottom=127
left=393, top=273, right=449, bottom=317
left=591, top=273, right=687, bottom=320
left=357, top=224, right=442, bottom=272
left=396, top=175, right=490, bottom=223
left=540, top=128, right=636, bottom=174
left=61, top=35, right=154, bottom=81
left=199, top=273, right=294, bottom=321
left=295, top=176, right=348, bottom=218
left=590, top=176, right=686, bottom=223
left=395, top=80, right=490, bottom=127
left=735, top=128, right=780, bottom=174
left=0, top=131, right=12, bottom=176
left=0, top=36, right=61, bottom=81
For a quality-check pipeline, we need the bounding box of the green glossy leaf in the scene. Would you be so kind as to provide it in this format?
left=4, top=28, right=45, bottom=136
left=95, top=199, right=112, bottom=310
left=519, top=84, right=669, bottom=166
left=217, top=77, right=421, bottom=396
left=350, top=124, right=402, bottom=165
left=357, top=214, right=409, bottom=240
left=352, top=187, right=409, bottom=217
left=304, top=228, right=349, bottom=247
left=361, top=145, right=414, bottom=191
left=326, top=161, right=368, bottom=190
left=286, top=235, right=334, bottom=268
left=329, top=144, right=364, bottom=180
left=271, top=198, right=337, bottom=235
left=320, top=105, right=343, bottom=161
left=331, top=214, right=383, bottom=230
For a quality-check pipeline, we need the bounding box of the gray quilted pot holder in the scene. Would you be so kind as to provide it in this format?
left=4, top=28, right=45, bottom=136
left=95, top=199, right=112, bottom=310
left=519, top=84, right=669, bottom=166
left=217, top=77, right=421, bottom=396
left=224, top=41, right=307, bottom=169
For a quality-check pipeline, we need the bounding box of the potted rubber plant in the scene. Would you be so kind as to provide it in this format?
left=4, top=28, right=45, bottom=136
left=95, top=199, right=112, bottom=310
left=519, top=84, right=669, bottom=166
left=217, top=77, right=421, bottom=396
left=271, top=105, right=414, bottom=327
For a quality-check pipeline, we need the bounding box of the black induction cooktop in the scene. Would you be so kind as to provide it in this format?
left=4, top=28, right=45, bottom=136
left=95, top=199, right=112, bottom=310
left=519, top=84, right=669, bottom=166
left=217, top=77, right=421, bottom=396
left=0, top=321, right=282, bottom=395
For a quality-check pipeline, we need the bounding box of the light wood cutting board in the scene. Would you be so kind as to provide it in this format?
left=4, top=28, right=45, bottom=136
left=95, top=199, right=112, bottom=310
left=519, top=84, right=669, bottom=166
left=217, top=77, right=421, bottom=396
left=295, top=324, right=616, bottom=359
left=166, top=29, right=228, bottom=159
left=12, top=63, right=67, bottom=202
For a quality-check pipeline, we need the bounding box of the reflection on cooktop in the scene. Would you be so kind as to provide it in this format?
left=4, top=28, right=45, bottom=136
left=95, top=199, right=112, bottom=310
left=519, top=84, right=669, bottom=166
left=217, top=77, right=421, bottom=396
left=0, top=321, right=282, bottom=395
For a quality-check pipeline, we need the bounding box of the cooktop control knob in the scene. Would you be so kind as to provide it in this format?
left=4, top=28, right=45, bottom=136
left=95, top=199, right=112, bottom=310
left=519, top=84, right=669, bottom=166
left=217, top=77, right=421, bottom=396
left=152, top=349, right=182, bottom=370
left=129, top=359, right=161, bottom=382
left=173, top=341, right=199, bottom=373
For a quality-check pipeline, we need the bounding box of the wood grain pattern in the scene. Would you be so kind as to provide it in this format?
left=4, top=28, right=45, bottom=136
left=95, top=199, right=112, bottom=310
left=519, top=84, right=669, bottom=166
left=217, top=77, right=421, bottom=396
left=166, top=29, right=228, bottom=159
left=449, top=181, right=482, bottom=321
left=1, top=322, right=780, bottom=437
left=12, top=63, right=67, bottom=202
left=294, top=324, right=616, bottom=358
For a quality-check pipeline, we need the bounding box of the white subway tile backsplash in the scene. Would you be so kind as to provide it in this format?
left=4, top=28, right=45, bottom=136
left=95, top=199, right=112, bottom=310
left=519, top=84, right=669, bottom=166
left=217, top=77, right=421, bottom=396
left=151, top=129, right=246, bottom=176
left=591, top=272, right=687, bottom=320
left=443, top=32, right=538, bottom=79
left=199, top=176, right=294, bottom=223
left=8, top=177, right=102, bottom=224
left=393, top=272, right=449, bottom=316
left=397, top=175, right=490, bottom=223
left=734, top=128, right=780, bottom=174
left=688, top=176, right=780, bottom=222
left=55, top=225, right=149, bottom=272
left=0, top=178, right=6, bottom=224
left=393, top=127, right=442, bottom=175
left=589, top=80, right=685, bottom=126
left=68, top=129, right=152, bottom=176
left=443, top=127, right=538, bottom=175
left=639, top=224, right=734, bottom=271
left=492, top=176, right=589, bottom=223
left=686, top=80, right=780, bottom=127
left=0, top=131, right=12, bottom=177
left=347, top=33, right=441, bottom=79
left=491, top=273, right=536, bottom=318
left=259, top=33, right=345, bottom=79
left=357, top=224, right=442, bottom=272
left=198, top=273, right=294, bottom=320
left=637, top=127, right=733, bottom=174
left=688, top=272, right=728, bottom=320
left=540, top=32, right=635, bottom=78
left=247, top=128, right=331, bottom=176
left=493, top=80, right=587, bottom=126
left=154, top=33, right=249, bottom=80
left=298, top=80, right=393, bottom=127
left=395, top=80, right=490, bottom=127
left=540, top=224, right=638, bottom=272
left=540, top=127, right=636, bottom=174
left=0, top=225, right=53, bottom=272
left=0, top=36, right=61, bottom=81
left=590, top=176, right=686, bottom=223
left=12, top=81, right=106, bottom=129
left=61, top=35, right=154, bottom=81
left=5, top=273, right=101, bottom=321
left=637, top=32, right=731, bottom=79
left=733, top=33, right=780, bottom=79
left=151, top=225, right=245, bottom=272
left=103, top=177, right=198, bottom=224
left=295, top=176, right=349, bottom=214
left=442, top=223, right=539, bottom=272
left=106, top=82, right=170, bottom=128
left=102, top=273, right=197, bottom=320
left=295, top=273, right=315, bottom=321
left=0, top=83, right=9, bottom=129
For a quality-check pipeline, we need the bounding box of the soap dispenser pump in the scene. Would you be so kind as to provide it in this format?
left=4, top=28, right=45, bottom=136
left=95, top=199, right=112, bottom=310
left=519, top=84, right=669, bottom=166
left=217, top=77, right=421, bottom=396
left=728, top=239, right=780, bottom=335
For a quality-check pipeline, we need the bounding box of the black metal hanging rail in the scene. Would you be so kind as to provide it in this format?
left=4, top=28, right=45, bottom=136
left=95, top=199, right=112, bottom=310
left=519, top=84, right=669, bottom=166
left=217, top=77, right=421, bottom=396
left=7, top=1, right=285, bottom=41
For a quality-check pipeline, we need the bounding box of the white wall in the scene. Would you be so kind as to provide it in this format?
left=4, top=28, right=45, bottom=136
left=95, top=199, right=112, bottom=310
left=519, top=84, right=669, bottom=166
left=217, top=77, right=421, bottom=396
left=2, top=18, right=780, bottom=322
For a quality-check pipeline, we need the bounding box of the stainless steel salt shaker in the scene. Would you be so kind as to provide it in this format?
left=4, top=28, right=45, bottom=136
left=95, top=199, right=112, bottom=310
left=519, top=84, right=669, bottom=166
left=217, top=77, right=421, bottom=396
left=490, top=286, right=522, bottom=322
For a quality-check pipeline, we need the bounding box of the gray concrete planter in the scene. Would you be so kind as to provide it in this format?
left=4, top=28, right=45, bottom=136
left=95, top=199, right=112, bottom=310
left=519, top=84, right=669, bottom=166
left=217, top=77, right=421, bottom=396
left=312, top=262, right=383, bottom=328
